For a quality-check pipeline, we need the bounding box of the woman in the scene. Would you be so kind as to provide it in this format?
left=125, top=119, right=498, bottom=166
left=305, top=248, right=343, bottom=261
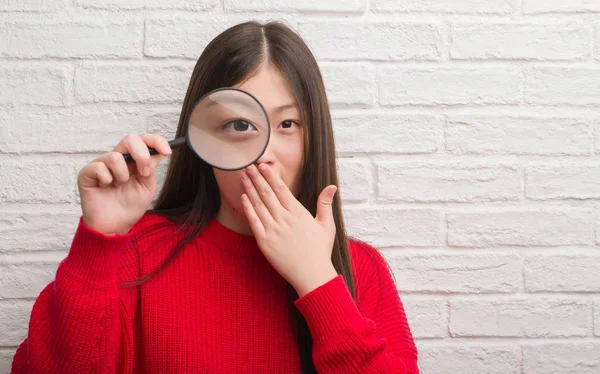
left=11, top=21, right=419, bottom=373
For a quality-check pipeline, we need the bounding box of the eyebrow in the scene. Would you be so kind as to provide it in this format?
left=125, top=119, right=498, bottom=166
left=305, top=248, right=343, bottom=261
left=205, top=98, right=298, bottom=114
left=273, top=103, right=299, bottom=114
left=206, top=96, right=256, bottom=111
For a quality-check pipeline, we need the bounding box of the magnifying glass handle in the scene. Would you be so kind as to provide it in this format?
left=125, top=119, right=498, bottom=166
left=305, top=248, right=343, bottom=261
left=123, top=137, right=186, bottom=163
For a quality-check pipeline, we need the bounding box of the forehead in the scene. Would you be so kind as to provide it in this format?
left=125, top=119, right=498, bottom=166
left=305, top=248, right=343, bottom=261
left=233, top=64, right=298, bottom=111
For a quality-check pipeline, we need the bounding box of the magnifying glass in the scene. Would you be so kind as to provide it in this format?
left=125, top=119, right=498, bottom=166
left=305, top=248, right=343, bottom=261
left=122, top=87, right=271, bottom=171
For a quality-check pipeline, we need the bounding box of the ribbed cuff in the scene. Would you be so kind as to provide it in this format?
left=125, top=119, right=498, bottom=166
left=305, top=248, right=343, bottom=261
left=294, top=275, right=364, bottom=343
left=62, top=217, right=133, bottom=285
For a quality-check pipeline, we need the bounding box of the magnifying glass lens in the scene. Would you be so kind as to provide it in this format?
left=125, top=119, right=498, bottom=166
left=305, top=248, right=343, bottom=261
left=187, top=89, right=270, bottom=170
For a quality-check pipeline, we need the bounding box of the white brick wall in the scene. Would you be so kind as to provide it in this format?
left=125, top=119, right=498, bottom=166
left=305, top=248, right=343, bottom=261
left=1, top=1, right=600, bottom=373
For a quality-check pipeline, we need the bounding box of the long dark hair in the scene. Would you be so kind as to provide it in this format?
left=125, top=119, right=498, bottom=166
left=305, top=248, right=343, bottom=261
left=124, top=21, right=355, bottom=373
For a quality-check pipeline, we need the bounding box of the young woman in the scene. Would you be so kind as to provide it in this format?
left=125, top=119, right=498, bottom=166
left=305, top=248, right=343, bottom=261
left=11, top=21, right=419, bottom=373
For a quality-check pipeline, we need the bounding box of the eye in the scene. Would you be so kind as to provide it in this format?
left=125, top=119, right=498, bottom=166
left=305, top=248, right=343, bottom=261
left=279, top=120, right=299, bottom=129
left=222, top=119, right=258, bottom=132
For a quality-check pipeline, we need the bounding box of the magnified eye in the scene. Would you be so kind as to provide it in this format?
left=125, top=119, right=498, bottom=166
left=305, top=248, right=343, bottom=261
left=223, top=119, right=258, bottom=132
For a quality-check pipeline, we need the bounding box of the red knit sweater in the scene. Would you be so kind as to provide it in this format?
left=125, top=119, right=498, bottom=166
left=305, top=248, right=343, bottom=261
left=11, top=213, right=419, bottom=373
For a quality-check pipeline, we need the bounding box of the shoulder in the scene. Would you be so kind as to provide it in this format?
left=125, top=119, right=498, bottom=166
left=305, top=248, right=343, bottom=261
left=347, top=238, right=389, bottom=277
left=132, top=211, right=179, bottom=234
left=117, top=212, right=191, bottom=273
left=347, top=238, right=395, bottom=303
left=127, top=211, right=187, bottom=248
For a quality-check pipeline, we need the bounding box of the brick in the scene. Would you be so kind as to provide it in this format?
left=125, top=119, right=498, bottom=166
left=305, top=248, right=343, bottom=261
left=448, top=210, right=592, bottom=247
left=147, top=111, right=180, bottom=140
left=451, top=22, right=591, bottom=60
left=524, top=0, right=600, bottom=13
left=525, top=67, right=600, bottom=105
left=337, top=159, right=371, bottom=202
left=0, top=349, right=17, bottom=374
left=523, top=343, right=600, bottom=374
left=447, top=115, right=593, bottom=156
left=0, top=260, right=61, bottom=299
left=418, top=344, right=520, bottom=374
left=0, top=109, right=146, bottom=153
left=343, top=207, right=443, bottom=247
left=0, top=21, right=142, bottom=59
left=75, top=0, right=214, bottom=10
left=331, top=112, right=440, bottom=154
left=526, top=164, right=600, bottom=200
left=75, top=63, right=191, bottom=104
left=372, top=0, right=518, bottom=14
left=450, top=298, right=589, bottom=337
left=0, top=160, right=76, bottom=203
left=298, top=21, right=442, bottom=61
left=0, top=210, right=80, bottom=253
left=595, top=299, right=600, bottom=336
left=525, top=256, right=600, bottom=292
left=0, top=66, right=69, bottom=106
left=402, top=299, right=447, bottom=338
left=224, top=0, right=365, bottom=12
left=145, top=19, right=230, bottom=59
left=0, top=300, right=34, bottom=346
left=321, top=64, right=376, bottom=107
left=0, top=0, right=64, bottom=11
left=377, top=162, right=520, bottom=203
left=595, top=24, right=600, bottom=60
left=388, top=253, right=520, bottom=294
left=378, top=67, right=520, bottom=106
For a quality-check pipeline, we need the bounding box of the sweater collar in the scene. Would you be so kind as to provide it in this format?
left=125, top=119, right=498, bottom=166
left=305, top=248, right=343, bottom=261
left=201, top=217, right=262, bottom=257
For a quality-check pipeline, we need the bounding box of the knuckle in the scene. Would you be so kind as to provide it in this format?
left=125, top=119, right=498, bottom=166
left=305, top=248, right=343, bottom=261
left=253, top=199, right=264, bottom=209
left=108, top=152, right=122, bottom=164
left=90, top=162, right=102, bottom=173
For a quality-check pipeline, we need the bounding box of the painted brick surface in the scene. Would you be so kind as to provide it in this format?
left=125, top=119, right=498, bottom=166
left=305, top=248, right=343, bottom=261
left=2, top=1, right=600, bottom=372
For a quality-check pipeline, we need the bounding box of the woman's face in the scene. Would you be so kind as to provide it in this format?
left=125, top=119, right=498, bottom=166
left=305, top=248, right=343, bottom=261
left=212, top=63, right=305, bottom=230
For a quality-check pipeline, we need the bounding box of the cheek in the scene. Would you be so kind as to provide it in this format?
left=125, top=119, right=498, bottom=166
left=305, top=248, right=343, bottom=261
left=213, top=170, right=244, bottom=210
left=280, top=135, right=304, bottom=191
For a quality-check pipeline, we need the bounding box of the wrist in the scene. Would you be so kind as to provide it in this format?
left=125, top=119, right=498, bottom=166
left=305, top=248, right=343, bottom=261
left=293, top=263, right=338, bottom=298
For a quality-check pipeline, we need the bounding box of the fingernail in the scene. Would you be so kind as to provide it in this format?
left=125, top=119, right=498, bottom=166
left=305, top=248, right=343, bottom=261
left=258, top=163, right=267, bottom=172
left=143, top=166, right=150, bottom=176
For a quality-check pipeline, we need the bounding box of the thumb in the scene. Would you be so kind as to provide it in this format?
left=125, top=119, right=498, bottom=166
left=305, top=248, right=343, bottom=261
left=316, top=185, right=337, bottom=227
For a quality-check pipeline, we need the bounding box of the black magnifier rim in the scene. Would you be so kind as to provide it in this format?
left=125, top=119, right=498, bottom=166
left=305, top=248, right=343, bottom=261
left=185, top=87, right=271, bottom=171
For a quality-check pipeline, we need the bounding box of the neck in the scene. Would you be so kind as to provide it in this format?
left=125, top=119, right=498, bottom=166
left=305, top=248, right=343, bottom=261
left=215, top=200, right=254, bottom=236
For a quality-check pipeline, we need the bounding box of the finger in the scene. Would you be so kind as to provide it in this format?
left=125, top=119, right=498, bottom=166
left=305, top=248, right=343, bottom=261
left=315, top=185, right=337, bottom=228
left=245, top=164, right=285, bottom=220
left=256, top=163, right=296, bottom=211
left=94, top=162, right=114, bottom=187
left=241, top=193, right=266, bottom=239
left=78, top=161, right=114, bottom=188
left=95, top=151, right=130, bottom=186
left=140, top=133, right=172, bottom=157
left=113, top=134, right=152, bottom=177
left=241, top=168, right=277, bottom=227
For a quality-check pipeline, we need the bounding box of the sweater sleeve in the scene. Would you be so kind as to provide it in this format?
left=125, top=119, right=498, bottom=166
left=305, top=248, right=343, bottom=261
left=11, top=217, right=140, bottom=374
left=294, top=246, right=419, bottom=373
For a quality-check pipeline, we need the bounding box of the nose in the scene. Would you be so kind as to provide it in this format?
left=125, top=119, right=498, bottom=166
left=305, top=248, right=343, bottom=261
left=254, top=137, right=275, bottom=166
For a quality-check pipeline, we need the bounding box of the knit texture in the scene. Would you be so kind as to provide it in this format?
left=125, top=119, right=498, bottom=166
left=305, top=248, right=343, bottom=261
left=11, top=213, right=419, bottom=373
